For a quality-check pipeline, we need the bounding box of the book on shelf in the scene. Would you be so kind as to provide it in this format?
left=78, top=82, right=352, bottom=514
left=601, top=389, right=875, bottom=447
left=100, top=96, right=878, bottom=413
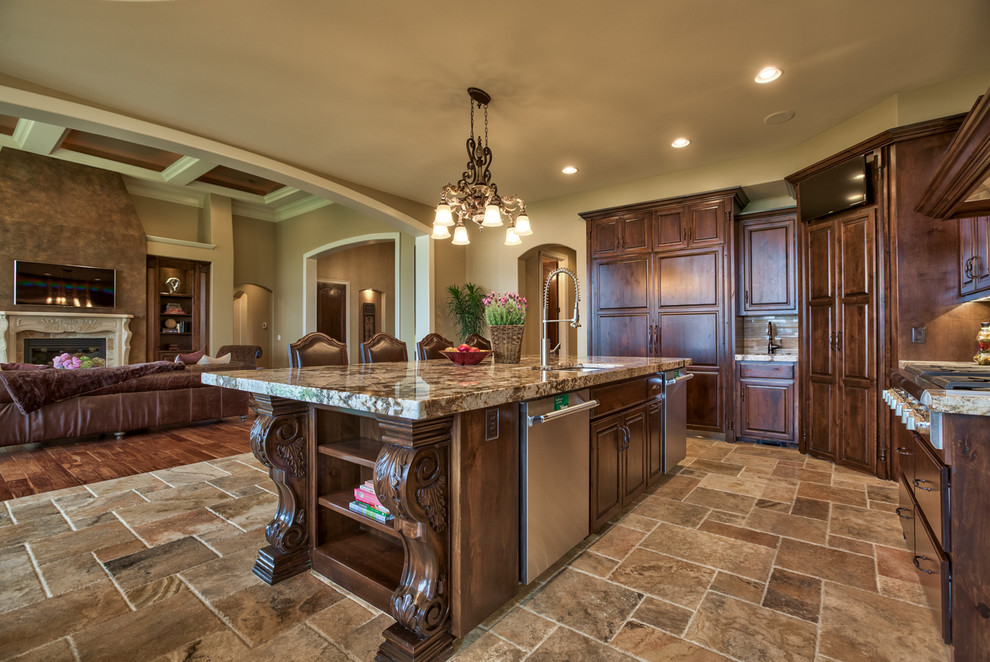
left=348, top=500, right=393, bottom=524
left=353, top=486, right=388, bottom=512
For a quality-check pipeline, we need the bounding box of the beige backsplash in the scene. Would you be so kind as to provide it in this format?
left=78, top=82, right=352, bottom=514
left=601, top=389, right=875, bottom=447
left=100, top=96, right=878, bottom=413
left=736, top=315, right=798, bottom=356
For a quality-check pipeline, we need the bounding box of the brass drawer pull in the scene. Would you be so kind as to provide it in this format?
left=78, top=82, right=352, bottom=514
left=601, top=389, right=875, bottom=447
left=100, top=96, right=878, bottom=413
left=895, top=447, right=911, bottom=456
left=913, top=478, right=935, bottom=492
left=913, top=555, right=935, bottom=574
left=895, top=506, right=913, bottom=520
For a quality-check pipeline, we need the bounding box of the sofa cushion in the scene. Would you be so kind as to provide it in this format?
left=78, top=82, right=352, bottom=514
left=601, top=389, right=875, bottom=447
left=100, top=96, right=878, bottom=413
left=0, top=362, right=51, bottom=371
left=174, top=350, right=205, bottom=365
left=197, top=353, right=231, bottom=365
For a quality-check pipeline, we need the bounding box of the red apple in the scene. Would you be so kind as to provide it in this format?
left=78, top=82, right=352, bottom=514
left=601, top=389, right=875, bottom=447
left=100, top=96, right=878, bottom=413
left=457, top=344, right=471, bottom=352
left=468, top=346, right=480, bottom=352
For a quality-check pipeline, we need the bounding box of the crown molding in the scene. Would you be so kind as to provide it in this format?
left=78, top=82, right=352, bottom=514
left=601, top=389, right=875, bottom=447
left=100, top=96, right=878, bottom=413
left=145, top=235, right=216, bottom=250
left=124, top=177, right=208, bottom=207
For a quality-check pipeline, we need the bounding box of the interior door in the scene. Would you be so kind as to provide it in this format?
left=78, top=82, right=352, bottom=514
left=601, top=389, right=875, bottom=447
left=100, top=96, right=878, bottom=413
left=804, top=219, right=837, bottom=459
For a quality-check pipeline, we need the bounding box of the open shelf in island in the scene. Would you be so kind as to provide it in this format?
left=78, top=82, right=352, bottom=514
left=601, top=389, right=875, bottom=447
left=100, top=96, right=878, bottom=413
left=317, top=436, right=383, bottom=468
left=312, top=530, right=403, bottom=613
left=318, top=490, right=397, bottom=538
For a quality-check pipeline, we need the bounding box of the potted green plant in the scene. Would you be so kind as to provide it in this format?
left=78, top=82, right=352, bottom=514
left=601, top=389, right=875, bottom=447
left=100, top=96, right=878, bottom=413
left=445, top=282, right=487, bottom=341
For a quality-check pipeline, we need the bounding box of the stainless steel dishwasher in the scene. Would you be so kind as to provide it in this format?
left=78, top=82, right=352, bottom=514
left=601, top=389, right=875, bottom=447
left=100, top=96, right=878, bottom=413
left=519, top=389, right=599, bottom=584
left=662, top=370, right=693, bottom=472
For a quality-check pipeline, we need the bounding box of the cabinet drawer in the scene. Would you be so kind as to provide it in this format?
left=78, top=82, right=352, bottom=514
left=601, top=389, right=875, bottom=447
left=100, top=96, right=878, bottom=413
left=913, top=435, right=950, bottom=552
left=591, top=378, right=647, bottom=417
left=738, top=362, right=795, bottom=380
left=896, top=476, right=915, bottom=551
left=914, top=514, right=952, bottom=645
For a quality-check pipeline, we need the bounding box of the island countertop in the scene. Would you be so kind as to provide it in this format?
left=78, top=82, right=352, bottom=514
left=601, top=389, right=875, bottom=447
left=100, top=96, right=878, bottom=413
left=202, top=355, right=691, bottom=420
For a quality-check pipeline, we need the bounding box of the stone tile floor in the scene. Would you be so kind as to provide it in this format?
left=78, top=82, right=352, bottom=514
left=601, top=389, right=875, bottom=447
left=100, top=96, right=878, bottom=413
left=0, top=438, right=951, bottom=661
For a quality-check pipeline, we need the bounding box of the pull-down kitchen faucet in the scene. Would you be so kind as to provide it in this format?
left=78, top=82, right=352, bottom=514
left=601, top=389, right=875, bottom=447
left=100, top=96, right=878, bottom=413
left=541, top=268, right=581, bottom=367
left=767, top=321, right=781, bottom=355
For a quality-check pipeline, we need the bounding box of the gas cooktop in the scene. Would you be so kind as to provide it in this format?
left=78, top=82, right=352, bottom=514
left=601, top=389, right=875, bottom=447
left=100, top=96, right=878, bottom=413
left=901, top=362, right=990, bottom=391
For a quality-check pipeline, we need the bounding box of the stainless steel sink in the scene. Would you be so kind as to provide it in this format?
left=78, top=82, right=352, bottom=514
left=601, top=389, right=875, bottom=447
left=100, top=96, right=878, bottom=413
left=530, top=363, right=622, bottom=372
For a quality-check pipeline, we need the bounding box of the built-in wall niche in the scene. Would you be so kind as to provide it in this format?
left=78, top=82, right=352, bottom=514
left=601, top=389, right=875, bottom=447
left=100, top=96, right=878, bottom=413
left=146, top=256, right=210, bottom=361
left=359, top=288, right=384, bottom=342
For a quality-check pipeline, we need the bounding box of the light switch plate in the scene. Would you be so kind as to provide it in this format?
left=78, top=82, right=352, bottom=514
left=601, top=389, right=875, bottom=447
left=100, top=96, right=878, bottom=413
left=911, top=326, right=927, bottom=343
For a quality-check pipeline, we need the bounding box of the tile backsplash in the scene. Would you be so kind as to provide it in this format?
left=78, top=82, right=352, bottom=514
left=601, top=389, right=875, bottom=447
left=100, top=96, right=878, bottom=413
left=736, top=315, right=798, bottom=356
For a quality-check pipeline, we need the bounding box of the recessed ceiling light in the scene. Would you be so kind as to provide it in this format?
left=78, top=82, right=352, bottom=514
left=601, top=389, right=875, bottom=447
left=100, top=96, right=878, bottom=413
left=763, top=110, right=795, bottom=125
left=561, top=166, right=578, bottom=175
left=671, top=138, right=691, bottom=148
left=755, top=67, right=782, bottom=84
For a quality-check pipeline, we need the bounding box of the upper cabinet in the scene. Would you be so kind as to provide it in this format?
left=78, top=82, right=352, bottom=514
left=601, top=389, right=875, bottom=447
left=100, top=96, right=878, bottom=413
left=652, top=198, right=728, bottom=253
left=737, top=210, right=797, bottom=315
left=589, top=212, right=651, bottom=257
left=959, top=215, right=990, bottom=298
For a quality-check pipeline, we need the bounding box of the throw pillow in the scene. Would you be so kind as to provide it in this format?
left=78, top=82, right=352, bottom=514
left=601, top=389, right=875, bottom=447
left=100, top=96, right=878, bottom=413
left=174, top=350, right=205, bottom=365
left=196, top=353, right=232, bottom=365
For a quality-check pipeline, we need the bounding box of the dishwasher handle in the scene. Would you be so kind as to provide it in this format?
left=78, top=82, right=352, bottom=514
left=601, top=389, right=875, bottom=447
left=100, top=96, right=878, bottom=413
left=529, top=399, right=599, bottom=426
left=665, top=373, right=695, bottom=386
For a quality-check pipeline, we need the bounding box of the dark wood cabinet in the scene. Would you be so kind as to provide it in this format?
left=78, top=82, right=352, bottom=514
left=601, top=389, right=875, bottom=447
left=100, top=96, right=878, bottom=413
left=146, top=256, right=210, bottom=361
left=737, top=211, right=797, bottom=314
left=590, top=212, right=651, bottom=257
left=653, top=198, right=728, bottom=253
left=584, top=188, right=746, bottom=439
left=959, top=215, right=990, bottom=298
left=735, top=361, right=797, bottom=444
left=589, top=376, right=655, bottom=531
left=800, top=207, right=877, bottom=472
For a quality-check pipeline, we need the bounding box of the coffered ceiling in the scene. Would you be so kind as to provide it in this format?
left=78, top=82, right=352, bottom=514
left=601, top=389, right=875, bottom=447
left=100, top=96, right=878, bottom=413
left=0, top=0, right=989, bottom=220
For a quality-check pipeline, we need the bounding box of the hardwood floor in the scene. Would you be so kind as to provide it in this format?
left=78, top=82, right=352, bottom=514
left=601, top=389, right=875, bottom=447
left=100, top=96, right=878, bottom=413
left=0, top=417, right=253, bottom=500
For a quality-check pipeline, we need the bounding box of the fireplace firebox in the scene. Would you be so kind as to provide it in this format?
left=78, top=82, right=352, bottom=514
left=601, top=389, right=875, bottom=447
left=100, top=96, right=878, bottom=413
left=24, top=338, right=107, bottom=366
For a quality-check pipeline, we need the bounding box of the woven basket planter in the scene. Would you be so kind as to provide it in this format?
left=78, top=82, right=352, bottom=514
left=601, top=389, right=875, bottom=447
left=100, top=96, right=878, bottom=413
left=489, top=325, right=525, bottom=364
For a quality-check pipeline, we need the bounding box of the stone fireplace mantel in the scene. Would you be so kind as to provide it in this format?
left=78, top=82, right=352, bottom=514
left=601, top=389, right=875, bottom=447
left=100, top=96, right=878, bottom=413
left=0, top=311, right=134, bottom=367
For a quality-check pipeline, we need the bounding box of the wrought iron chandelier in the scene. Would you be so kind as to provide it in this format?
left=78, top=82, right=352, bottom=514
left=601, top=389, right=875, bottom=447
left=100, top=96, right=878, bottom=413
left=431, top=87, right=532, bottom=246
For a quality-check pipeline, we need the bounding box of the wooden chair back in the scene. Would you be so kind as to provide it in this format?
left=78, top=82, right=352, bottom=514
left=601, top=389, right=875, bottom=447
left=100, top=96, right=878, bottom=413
left=288, top=332, right=348, bottom=367
left=360, top=332, right=408, bottom=363
left=464, top=333, right=492, bottom=351
left=417, top=333, right=453, bottom=360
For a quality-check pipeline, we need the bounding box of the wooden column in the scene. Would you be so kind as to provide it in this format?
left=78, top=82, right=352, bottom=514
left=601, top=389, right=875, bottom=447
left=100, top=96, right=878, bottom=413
left=373, top=416, right=454, bottom=662
left=249, top=395, right=312, bottom=584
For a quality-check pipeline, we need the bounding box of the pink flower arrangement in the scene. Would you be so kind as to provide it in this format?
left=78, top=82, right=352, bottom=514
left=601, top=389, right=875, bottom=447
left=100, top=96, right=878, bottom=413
left=52, top=353, right=106, bottom=369
left=483, top=291, right=527, bottom=326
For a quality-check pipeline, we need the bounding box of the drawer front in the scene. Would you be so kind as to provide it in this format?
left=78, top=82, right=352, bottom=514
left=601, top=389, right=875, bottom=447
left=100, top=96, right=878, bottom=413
left=896, top=476, right=915, bottom=550
left=914, top=514, right=952, bottom=645
left=912, top=434, right=950, bottom=552
left=738, top=362, right=795, bottom=380
left=591, top=377, right=647, bottom=417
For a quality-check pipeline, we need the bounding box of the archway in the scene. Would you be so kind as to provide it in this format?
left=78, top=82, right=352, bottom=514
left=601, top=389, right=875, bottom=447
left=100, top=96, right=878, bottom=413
left=232, top=284, right=273, bottom=367
left=517, top=244, right=579, bottom=359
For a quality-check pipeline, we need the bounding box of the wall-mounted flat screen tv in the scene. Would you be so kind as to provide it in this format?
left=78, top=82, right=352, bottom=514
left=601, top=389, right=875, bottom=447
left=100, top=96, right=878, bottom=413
left=13, top=261, right=116, bottom=308
left=799, top=155, right=871, bottom=222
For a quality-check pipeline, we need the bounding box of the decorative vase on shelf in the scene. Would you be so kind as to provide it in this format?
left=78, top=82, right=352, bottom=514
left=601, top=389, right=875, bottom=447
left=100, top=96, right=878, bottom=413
left=975, top=322, right=990, bottom=365
left=489, top=325, right=525, bottom=364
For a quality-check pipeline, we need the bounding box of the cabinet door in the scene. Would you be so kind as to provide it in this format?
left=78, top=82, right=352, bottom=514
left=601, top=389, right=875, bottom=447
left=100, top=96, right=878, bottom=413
left=740, top=214, right=797, bottom=314
left=960, top=216, right=976, bottom=296
left=737, top=379, right=794, bottom=442
left=620, top=213, right=651, bottom=254
left=836, top=210, right=876, bottom=474
left=974, top=216, right=990, bottom=294
left=804, top=219, right=837, bottom=460
left=653, top=205, right=687, bottom=252
left=646, top=400, right=663, bottom=484
left=685, top=199, right=726, bottom=248
left=590, top=413, right=624, bottom=530
left=591, top=218, right=622, bottom=257
left=592, top=256, right=652, bottom=356
left=621, top=407, right=648, bottom=501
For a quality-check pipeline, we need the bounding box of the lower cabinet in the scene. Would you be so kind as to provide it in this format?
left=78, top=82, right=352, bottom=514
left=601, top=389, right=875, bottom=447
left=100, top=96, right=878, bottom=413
left=589, top=375, right=666, bottom=531
left=735, top=361, right=797, bottom=444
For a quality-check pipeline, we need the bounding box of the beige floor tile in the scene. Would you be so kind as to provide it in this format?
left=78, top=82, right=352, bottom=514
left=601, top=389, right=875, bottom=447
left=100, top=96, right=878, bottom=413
left=829, top=503, right=907, bottom=548
left=630, top=596, right=695, bottom=636
left=526, top=626, right=639, bottom=662
left=0, top=544, right=46, bottom=614
left=0, top=513, right=71, bottom=549
left=333, top=612, right=394, bottom=662
left=53, top=490, right=148, bottom=529
left=774, top=538, right=877, bottom=592
left=698, top=518, right=780, bottom=548
left=684, top=486, right=757, bottom=514
left=240, top=622, right=351, bottom=661
left=762, top=567, right=822, bottom=622
left=124, top=575, right=188, bottom=608
left=6, top=637, right=76, bottom=662
left=152, top=462, right=232, bottom=488
left=29, top=520, right=137, bottom=565
left=790, top=497, right=830, bottom=520
left=633, top=495, right=709, bottom=527
left=570, top=550, right=620, bottom=577
left=819, top=583, right=951, bottom=662
left=114, top=485, right=234, bottom=528
left=178, top=546, right=263, bottom=602
left=208, top=491, right=278, bottom=529
left=612, top=622, right=731, bottom=661
left=587, top=525, right=647, bottom=560
left=212, top=572, right=344, bottom=646
left=133, top=508, right=240, bottom=546
left=483, top=606, right=555, bottom=651
left=797, top=483, right=868, bottom=507
left=7, top=499, right=61, bottom=522
left=877, top=575, right=928, bottom=605
left=685, top=458, right=746, bottom=476
left=686, top=592, right=817, bottom=662
left=72, top=590, right=227, bottom=662
left=85, top=472, right=169, bottom=497
left=103, top=535, right=218, bottom=590
left=610, top=548, right=715, bottom=610
left=698, top=473, right=770, bottom=499
left=305, top=595, right=377, bottom=642
left=39, top=551, right=107, bottom=595
left=150, top=629, right=249, bottom=662
left=745, top=507, right=828, bottom=544
left=641, top=522, right=776, bottom=582
left=708, top=571, right=765, bottom=604
left=527, top=567, right=642, bottom=642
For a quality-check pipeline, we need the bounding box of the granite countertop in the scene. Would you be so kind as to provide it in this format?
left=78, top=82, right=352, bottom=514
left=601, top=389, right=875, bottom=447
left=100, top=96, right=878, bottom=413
left=899, top=360, right=990, bottom=417
left=734, top=354, right=798, bottom=363
left=202, top=355, right=691, bottom=420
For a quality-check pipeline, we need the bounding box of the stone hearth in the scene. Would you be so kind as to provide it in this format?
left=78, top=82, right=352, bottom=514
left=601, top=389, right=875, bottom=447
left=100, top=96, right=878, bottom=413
left=0, top=311, right=133, bottom=367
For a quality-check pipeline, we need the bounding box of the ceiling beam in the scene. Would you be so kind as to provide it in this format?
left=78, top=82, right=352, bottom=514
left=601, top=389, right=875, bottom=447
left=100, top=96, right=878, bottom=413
left=13, top=119, right=66, bottom=155
left=162, top=155, right=218, bottom=186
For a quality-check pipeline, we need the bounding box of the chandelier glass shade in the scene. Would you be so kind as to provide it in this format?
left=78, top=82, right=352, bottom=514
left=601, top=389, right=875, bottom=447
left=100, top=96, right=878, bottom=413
left=433, top=87, right=532, bottom=246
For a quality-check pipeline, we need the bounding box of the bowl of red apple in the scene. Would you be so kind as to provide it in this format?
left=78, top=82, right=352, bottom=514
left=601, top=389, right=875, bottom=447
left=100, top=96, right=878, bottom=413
left=440, top=344, right=491, bottom=365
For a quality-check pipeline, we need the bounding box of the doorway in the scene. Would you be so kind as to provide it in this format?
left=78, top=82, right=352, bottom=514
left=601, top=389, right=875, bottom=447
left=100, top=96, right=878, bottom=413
left=232, top=284, right=273, bottom=368
left=316, top=279, right=349, bottom=344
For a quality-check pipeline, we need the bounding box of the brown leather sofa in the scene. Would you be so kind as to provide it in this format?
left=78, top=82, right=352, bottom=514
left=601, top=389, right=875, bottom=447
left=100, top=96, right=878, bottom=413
left=0, top=345, right=261, bottom=447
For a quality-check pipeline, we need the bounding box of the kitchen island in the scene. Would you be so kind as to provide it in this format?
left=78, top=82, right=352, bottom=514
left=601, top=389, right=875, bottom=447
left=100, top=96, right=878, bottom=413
left=203, top=355, right=690, bottom=662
